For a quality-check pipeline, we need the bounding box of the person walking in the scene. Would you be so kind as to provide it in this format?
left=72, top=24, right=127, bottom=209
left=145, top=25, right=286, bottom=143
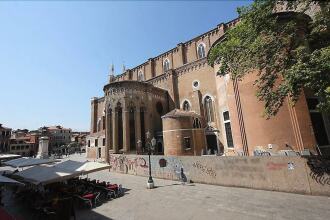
left=180, top=167, right=187, bottom=185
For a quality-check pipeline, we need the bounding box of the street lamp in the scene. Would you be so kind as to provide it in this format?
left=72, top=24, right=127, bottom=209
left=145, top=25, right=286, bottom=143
left=146, top=131, right=156, bottom=189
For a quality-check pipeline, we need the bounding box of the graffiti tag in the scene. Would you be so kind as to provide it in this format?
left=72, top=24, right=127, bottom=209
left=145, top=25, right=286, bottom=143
left=192, top=161, right=216, bottom=178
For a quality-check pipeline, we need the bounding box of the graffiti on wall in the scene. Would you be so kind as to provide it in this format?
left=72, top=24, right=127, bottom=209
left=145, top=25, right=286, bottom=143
left=192, top=161, right=216, bottom=178
left=109, top=155, right=148, bottom=174
left=307, top=157, right=330, bottom=186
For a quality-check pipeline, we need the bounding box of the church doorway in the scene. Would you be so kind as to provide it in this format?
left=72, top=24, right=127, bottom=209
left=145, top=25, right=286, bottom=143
left=206, top=134, right=218, bottom=154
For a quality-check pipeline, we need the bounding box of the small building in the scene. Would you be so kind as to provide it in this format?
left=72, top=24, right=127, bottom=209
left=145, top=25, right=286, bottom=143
left=10, top=137, right=36, bottom=157
left=162, top=109, right=206, bottom=156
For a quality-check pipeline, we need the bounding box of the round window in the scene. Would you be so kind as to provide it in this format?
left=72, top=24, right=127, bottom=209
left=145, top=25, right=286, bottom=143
left=192, top=80, right=200, bottom=89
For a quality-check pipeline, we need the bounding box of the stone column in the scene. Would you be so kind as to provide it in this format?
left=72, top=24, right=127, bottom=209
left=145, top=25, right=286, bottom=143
left=135, top=106, right=141, bottom=154
left=123, top=108, right=130, bottom=153
left=112, top=109, right=118, bottom=153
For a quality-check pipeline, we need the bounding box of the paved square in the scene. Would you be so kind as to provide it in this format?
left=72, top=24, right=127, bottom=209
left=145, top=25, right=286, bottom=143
left=2, top=154, right=329, bottom=220
left=79, top=170, right=330, bottom=220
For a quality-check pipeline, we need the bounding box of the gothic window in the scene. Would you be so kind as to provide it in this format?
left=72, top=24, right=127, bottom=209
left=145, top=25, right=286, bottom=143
left=163, top=59, right=170, bottom=72
left=197, top=43, right=206, bottom=59
left=182, top=100, right=190, bottom=111
left=223, top=111, right=234, bottom=148
left=204, top=96, right=214, bottom=123
left=97, top=118, right=101, bottom=132
left=116, top=102, right=123, bottom=150
left=138, top=71, right=145, bottom=81
left=193, top=118, right=202, bottom=128
left=129, top=104, right=136, bottom=150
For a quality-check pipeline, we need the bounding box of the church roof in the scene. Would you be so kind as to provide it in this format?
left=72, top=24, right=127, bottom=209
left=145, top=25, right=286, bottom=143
left=161, top=109, right=201, bottom=119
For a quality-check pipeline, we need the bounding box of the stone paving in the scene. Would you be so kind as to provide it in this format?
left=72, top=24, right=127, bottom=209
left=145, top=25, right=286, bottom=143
left=79, top=170, right=330, bottom=220
left=1, top=154, right=330, bottom=220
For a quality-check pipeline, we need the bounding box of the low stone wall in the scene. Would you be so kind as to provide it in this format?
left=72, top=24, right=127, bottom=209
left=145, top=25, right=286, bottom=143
left=109, top=154, right=330, bottom=196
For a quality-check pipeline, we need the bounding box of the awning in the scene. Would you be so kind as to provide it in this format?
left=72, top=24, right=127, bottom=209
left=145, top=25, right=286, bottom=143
left=14, top=165, right=77, bottom=185
left=3, top=157, right=58, bottom=168
left=54, top=160, right=110, bottom=175
left=15, top=160, right=110, bottom=185
left=0, top=175, right=25, bottom=186
left=0, top=154, right=21, bottom=161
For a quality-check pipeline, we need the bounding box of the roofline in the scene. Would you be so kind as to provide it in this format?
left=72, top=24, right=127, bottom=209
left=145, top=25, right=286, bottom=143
left=113, top=17, right=240, bottom=79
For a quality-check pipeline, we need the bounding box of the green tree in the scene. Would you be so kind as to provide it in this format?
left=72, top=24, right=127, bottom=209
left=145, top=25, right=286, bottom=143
left=208, top=0, right=330, bottom=117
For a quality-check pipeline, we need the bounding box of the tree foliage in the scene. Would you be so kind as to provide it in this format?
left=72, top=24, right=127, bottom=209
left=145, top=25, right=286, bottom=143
left=208, top=0, right=330, bottom=117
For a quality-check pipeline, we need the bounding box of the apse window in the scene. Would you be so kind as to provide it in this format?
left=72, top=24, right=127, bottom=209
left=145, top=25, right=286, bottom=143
left=183, top=137, right=191, bottom=150
left=95, top=139, right=98, bottom=147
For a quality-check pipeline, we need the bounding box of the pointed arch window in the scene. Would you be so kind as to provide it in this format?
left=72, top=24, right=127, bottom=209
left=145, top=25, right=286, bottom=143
left=193, top=118, right=202, bottom=128
left=163, top=59, right=170, bottom=72
left=138, top=71, right=145, bottom=81
left=182, top=100, right=190, bottom=111
left=204, top=96, right=214, bottom=123
left=197, top=43, right=206, bottom=59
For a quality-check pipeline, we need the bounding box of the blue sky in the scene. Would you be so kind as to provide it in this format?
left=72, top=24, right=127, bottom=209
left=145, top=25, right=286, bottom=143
left=0, top=0, right=251, bottom=131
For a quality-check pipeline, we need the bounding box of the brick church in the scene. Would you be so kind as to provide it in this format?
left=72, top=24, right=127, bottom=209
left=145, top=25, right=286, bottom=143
left=87, top=13, right=329, bottom=161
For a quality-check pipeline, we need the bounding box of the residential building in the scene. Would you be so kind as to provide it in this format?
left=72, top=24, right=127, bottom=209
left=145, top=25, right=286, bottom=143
left=0, top=124, right=12, bottom=153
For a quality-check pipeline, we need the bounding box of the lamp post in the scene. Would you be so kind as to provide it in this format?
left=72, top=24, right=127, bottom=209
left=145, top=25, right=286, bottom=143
left=146, top=131, right=156, bottom=189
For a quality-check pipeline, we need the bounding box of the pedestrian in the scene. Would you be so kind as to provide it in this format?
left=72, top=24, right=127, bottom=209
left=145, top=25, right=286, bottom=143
left=180, top=167, right=187, bottom=185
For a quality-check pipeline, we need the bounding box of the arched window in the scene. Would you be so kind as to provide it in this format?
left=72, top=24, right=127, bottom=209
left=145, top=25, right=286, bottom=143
left=163, top=59, right=170, bottom=72
left=97, top=118, right=101, bottom=132
left=182, top=100, right=190, bottom=111
left=138, top=71, right=144, bottom=81
left=204, top=96, right=214, bottom=123
left=193, top=118, right=202, bottom=128
left=197, top=43, right=206, bottom=59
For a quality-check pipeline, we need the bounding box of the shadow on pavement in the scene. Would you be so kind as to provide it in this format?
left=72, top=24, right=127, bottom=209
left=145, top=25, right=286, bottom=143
left=154, top=183, right=195, bottom=188
left=76, top=209, right=114, bottom=220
